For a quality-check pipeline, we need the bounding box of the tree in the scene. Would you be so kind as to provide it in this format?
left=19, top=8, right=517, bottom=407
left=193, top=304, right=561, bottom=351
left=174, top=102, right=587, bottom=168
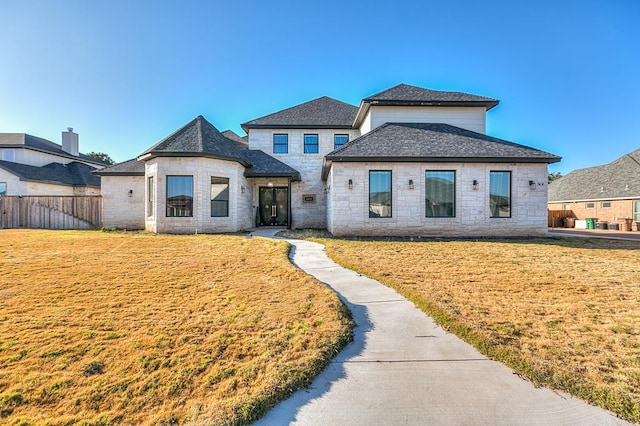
left=86, top=152, right=115, bottom=165
left=548, top=172, right=562, bottom=183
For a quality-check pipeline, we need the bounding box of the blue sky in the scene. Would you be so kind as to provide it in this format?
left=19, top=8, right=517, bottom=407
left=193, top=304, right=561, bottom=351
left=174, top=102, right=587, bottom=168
left=1, top=0, right=638, bottom=174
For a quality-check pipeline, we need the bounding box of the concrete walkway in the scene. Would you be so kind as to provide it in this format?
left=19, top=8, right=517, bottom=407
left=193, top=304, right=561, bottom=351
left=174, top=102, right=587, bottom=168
left=249, top=229, right=628, bottom=425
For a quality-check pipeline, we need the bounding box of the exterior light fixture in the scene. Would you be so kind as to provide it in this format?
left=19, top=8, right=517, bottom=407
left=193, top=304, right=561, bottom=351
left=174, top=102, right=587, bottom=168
left=472, top=179, right=479, bottom=190
left=241, top=186, right=246, bottom=194
left=128, top=189, right=133, bottom=197
left=267, top=181, right=274, bottom=187
left=529, top=180, right=536, bottom=190
left=348, top=179, right=353, bottom=190
left=409, top=179, right=414, bottom=189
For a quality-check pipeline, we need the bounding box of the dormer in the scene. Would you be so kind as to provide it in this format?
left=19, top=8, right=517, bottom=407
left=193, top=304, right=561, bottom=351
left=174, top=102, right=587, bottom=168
left=353, top=83, right=499, bottom=135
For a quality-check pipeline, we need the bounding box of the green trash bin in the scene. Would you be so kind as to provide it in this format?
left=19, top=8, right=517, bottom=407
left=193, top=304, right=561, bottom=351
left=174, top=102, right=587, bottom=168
left=586, top=218, right=597, bottom=230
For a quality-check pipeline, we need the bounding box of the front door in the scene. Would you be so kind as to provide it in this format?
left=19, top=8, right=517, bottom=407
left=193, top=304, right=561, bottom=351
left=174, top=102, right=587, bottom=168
left=259, top=187, right=288, bottom=226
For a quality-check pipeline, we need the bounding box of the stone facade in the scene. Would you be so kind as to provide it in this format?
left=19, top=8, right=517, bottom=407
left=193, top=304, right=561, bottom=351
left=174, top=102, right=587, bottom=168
left=328, top=162, right=549, bottom=237
left=101, top=175, right=145, bottom=229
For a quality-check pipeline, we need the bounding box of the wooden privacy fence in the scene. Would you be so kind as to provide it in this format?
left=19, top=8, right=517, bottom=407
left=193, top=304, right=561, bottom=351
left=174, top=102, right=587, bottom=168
left=0, top=196, right=102, bottom=230
left=548, top=210, right=574, bottom=228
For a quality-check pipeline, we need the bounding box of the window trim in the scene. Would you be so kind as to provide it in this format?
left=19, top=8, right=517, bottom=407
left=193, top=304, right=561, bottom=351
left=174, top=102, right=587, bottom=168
left=369, top=170, right=392, bottom=219
left=425, top=170, right=456, bottom=218
left=166, top=175, right=193, bottom=217
left=334, top=134, right=349, bottom=150
left=303, top=134, right=319, bottom=154
left=489, top=171, right=512, bottom=218
left=585, top=202, right=595, bottom=209
left=211, top=176, right=230, bottom=217
left=146, top=176, right=154, bottom=217
left=273, top=134, right=288, bottom=154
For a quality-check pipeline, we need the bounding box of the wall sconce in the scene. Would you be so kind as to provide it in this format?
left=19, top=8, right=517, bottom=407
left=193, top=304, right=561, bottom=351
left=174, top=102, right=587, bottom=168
left=241, top=186, right=246, bottom=195
left=472, top=180, right=479, bottom=190
left=529, top=180, right=536, bottom=190
left=408, top=179, right=414, bottom=189
left=128, top=189, right=133, bottom=197
left=267, top=181, right=274, bottom=187
left=348, top=179, right=353, bottom=190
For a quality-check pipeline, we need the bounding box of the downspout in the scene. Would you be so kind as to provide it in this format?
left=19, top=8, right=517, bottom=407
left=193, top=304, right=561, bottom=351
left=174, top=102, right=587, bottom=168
left=287, top=177, right=292, bottom=230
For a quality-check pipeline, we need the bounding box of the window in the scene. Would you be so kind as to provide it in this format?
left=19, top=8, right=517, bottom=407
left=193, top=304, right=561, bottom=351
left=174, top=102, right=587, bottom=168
left=563, top=203, right=571, bottom=210
left=147, top=176, right=154, bottom=217
left=211, top=177, right=229, bottom=217
left=426, top=171, right=455, bottom=217
left=489, top=171, right=511, bottom=218
left=273, top=134, right=288, bottom=154
left=634, top=201, right=640, bottom=222
left=369, top=171, right=392, bottom=218
left=166, top=176, right=193, bottom=217
left=0, top=182, right=6, bottom=196
left=602, top=202, right=611, bottom=208
left=334, top=134, right=349, bottom=150
left=1, top=149, right=15, bottom=162
left=585, top=202, right=595, bottom=209
left=304, top=134, right=319, bottom=154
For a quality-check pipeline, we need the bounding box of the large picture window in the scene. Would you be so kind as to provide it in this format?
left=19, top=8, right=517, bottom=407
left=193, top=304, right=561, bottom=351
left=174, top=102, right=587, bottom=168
left=304, top=134, right=319, bottom=154
left=489, top=171, right=511, bottom=218
left=369, top=171, right=392, bottom=218
left=426, top=171, right=455, bottom=217
left=211, top=177, right=229, bottom=217
left=273, top=134, right=288, bottom=154
left=147, top=176, right=154, bottom=217
left=166, top=176, right=193, bottom=217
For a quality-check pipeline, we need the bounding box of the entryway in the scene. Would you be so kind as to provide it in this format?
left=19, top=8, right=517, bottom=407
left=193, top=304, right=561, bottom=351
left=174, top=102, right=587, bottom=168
left=258, top=187, right=288, bottom=226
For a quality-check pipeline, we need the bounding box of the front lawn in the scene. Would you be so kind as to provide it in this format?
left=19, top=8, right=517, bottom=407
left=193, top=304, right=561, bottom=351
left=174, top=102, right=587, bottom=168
left=0, top=230, right=353, bottom=425
left=319, top=237, right=640, bottom=422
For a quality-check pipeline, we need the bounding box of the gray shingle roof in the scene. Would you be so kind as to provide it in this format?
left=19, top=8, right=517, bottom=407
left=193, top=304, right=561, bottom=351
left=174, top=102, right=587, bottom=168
left=241, top=96, right=358, bottom=130
left=221, top=130, right=248, bottom=145
left=133, top=116, right=300, bottom=180
left=548, top=149, right=640, bottom=202
left=0, top=133, right=109, bottom=166
left=94, top=159, right=144, bottom=176
left=0, top=160, right=101, bottom=187
left=326, top=123, right=561, bottom=163
left=363, top=83, right=499, bottom=108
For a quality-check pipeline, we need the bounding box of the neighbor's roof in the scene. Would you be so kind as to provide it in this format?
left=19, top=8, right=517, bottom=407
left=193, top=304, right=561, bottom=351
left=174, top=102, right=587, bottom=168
left=354, top=83, right=499, bottom=127
left=326, top=123, right=561, bottom=164
left=0, top=133, right=109, bottom=166
left=0, top=160, right=101, bottom=187
left=548, top=148, right=640, bottom=202
left=221, top=130, right=248, bottom=145
left=241, top=96, right=358, bottom=131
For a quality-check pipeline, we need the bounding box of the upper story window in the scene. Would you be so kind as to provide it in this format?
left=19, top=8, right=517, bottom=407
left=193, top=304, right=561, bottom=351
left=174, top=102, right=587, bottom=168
left=166, top=176, right=193, bottom=217
left=273, top=134, right=288, bottom=154
left=304, top=134, right=319, bottom=154
left=585, top=202, right=595, bottom=209
left=601, top=202, right=611, bottom=208
left=1, top=149, right=15, bottom=162
left=489, top=171, right=511, bottom=218
left=426, top=171, right=455, bottom=217
left=0, top=182, right=6, bottom=196
left=562, top=204, right=571, bottom=210
left=334, top=134, right=349, bottom=150
left=369, top=171, right=392, bottom=218
left=211, top=177, right=230, bottom=217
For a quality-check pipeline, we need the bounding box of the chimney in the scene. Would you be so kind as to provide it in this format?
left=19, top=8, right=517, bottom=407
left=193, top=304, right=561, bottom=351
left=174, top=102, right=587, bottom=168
left=62, top=127, right=79, bottom=156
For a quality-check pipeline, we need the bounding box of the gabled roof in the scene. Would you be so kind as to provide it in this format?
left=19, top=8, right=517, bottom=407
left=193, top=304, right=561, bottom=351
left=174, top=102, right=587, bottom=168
left=0, top=133, right=108, bottom=166
left=243, top=150, right=301, bottom=180
left=0, top=160, right=101, bottom=187
left=354, top=83, right=499, bottom=128
left=548, top=149, right=640, bottom=202
left=325, top=122, right=560, bottom=165
left=139, top=115, right=250, bottom=165
left=241, top=96, right=358, bottom=131
left=221, top=130, right=248, bottom=145
left=94, top=158, right=144, bottom=176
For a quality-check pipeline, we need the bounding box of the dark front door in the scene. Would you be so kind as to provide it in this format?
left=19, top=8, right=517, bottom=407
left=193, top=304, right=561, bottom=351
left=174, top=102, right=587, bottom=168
left=259, top=187, right=288, bottom=226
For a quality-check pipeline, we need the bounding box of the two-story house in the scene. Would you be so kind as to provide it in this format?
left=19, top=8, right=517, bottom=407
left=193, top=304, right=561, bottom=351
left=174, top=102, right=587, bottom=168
left=97, top=83, right=560, bottom=236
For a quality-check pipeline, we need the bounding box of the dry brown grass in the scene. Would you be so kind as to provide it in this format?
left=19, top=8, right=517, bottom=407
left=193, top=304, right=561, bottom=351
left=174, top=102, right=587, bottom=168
left=0, top=230, right=352, bottom=425
left=319, top=236, right=640, bottom=422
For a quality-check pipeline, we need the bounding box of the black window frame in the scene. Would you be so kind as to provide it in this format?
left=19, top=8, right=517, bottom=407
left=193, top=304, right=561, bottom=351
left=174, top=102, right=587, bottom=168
left=425, top=170, right=456, bottom=218
left=369, top=170, right=392, bottom=218
left=166, top=175, right=193, bottom=217
left=304, top=134, right=319, bottom=154
left=334, top=134, right=349, bottom=150
left=211, top=177, right=230, bottom=217
left=147, top=176, right=154, bottom=217
left=273, top=134, right=288, bottom=154
left=489, top=171, right=512, bottom=218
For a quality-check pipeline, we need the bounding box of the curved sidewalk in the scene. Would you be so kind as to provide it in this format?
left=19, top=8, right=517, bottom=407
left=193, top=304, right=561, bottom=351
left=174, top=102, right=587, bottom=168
left=251, top=230, right=628, bottom=425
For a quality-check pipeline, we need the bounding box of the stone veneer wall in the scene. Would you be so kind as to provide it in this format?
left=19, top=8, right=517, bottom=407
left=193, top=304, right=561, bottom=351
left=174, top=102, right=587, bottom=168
left=327, top=162, right=550, bottom=237
left=145, top=157, right=252, bottom=234
left=101, top=175, right=145, bottom=229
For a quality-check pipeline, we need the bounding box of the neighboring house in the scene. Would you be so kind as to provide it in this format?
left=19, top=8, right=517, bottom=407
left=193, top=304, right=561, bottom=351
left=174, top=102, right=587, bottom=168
left=98, top=83, right=560, bottom=236
left=0, top=129, right=106, bottom=196
left=548, top=148, right=640, bottom=229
